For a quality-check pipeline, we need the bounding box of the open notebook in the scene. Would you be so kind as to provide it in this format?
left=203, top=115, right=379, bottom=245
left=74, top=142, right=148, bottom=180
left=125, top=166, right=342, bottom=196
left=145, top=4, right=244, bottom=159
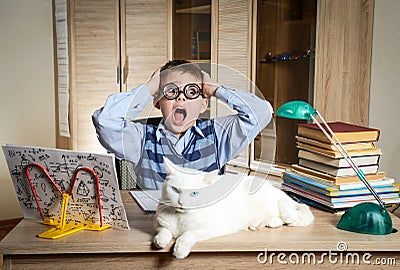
left=130, top=190, right=161, bottom=212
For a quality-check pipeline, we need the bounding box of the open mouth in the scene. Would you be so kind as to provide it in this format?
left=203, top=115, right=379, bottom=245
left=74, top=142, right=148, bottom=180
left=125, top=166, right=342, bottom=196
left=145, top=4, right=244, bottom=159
left=173, top=107, right=187, bottom=125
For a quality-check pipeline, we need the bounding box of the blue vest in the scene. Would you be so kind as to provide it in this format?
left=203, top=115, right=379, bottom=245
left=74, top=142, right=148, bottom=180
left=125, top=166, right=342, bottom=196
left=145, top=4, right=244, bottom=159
left=135, top=119, right=222, bottom=189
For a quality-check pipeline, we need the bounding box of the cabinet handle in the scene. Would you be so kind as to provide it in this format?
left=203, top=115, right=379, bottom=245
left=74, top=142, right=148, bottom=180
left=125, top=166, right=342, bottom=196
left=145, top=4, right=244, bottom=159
left=121, top=65, right=125, bottom=85
left=115, top=63, right=119, bottom=84
left=122, top=57, right=128, bottom=85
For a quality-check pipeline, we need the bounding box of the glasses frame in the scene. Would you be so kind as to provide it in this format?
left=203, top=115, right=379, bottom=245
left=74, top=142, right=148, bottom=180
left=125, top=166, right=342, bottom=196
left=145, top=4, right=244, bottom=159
left=161, top=83, right=203, bottom=100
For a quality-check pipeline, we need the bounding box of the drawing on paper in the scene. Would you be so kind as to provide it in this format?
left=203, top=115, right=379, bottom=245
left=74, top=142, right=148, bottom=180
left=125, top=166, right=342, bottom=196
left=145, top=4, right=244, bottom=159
left=2, top=144, right=130, bottom=230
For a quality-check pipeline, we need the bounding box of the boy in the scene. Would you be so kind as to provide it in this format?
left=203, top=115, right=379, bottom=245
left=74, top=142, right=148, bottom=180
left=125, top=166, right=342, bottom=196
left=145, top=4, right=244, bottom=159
left=92, top=60, right=273, bottom=189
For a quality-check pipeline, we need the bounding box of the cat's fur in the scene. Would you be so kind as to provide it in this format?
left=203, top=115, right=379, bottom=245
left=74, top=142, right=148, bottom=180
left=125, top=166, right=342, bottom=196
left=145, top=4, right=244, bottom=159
left=153, top=159, right=314, bottom=259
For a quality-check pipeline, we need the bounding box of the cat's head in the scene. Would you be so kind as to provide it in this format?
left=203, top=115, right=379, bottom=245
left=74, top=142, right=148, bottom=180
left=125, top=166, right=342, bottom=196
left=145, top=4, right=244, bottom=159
left=160, top=158, right=222, bottom=211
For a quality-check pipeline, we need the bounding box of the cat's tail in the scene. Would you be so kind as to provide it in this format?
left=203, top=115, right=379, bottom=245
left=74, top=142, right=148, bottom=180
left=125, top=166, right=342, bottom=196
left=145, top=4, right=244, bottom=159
left=277, top=198, right=314, bottom=226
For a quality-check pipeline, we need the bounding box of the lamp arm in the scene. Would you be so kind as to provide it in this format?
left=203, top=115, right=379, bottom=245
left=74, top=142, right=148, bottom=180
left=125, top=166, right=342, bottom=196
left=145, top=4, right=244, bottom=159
left=310, top=112, right=385, bottom=209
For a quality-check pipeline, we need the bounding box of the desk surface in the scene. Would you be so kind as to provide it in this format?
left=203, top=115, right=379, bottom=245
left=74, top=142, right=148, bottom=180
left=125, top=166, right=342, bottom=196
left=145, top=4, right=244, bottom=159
left=1, top=191, right=400, bottom=269
left=2, top=191, right=400, bottom=253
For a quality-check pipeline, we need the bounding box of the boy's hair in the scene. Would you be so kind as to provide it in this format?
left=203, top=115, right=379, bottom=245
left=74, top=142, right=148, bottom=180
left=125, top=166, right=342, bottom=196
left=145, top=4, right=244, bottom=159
left=153, top=60, right=205, bottom=107
left=159, top=60, right=203, bottom=86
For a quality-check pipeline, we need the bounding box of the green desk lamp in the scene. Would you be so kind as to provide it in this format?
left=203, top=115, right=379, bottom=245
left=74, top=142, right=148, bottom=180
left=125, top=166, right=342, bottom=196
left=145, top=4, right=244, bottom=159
left=276, top=100, right=393, bottom=235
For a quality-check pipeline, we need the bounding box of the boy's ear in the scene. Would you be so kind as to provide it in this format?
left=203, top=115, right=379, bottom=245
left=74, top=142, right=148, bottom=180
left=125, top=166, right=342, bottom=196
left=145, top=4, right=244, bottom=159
left=200, top=98, right=208, bottom=114
left=153, top=97, right=161, bottom=109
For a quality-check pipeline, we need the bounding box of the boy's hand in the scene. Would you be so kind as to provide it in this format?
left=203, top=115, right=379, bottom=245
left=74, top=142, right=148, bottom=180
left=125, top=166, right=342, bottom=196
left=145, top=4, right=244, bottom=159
left=202, top=71, right=220, bottom=98
left=146, top=68, right=161, bottom=97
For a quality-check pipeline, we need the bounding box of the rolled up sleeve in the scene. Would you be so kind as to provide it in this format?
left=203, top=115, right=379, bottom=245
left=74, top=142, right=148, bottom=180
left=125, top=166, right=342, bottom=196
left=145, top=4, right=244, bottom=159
left=214, top=86, right=273, bottom=163
left=92, top=84, right=153, bottom=164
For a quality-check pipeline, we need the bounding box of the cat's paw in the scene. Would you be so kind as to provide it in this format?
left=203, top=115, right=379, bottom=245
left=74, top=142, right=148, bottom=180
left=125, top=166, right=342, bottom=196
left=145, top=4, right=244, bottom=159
left=281, top=203, right=314, bottom=227
left=154, top=235, right=170, bottom=249
left=280, top=203, right=314, bottom=226
left=249, top=221, right=267, bottom=231
left=265, top=217, right=283, bottom=228
left=173, top=239, right=192, bottom=259
left=154, top=229, right=173, bottom=249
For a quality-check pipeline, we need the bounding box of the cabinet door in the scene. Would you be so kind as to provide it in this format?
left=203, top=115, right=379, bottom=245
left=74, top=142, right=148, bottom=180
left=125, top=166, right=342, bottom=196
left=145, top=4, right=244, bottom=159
left=58, top=0, right=169, bottom=151
left=67, top=0, right=120, bottom=152
left=216, top=0, right=253, bottom=167
left=122, top=0, right=169, bottom=118
left=255, top=0, right=317, bottom=165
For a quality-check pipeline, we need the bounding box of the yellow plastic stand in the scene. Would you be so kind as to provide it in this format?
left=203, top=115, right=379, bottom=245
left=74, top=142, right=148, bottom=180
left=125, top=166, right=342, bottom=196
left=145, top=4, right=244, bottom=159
left=25, top=163, right=112, bottom=240
left=38, top=194, right=111, bottom=240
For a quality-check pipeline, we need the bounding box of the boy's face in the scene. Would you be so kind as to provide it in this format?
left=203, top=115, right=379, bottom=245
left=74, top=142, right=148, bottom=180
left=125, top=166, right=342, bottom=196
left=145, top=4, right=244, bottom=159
left=157, top=71, right=208, bottom=137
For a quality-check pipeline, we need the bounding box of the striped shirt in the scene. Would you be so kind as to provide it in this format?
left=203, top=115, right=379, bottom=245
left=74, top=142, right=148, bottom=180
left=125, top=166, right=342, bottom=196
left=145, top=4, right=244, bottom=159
left=92, top=84, right=273, bottom=189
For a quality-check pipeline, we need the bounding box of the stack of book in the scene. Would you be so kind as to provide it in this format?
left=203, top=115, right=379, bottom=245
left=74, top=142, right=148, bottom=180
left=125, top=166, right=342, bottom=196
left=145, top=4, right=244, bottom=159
left=282, top=121, right=400, bottom=214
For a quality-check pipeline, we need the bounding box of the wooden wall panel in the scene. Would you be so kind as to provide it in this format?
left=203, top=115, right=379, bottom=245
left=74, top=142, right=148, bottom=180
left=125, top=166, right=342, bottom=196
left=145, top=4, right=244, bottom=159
left=69, top=0, right=120, bottom=152
left=314, top=0, right=374, bottom=125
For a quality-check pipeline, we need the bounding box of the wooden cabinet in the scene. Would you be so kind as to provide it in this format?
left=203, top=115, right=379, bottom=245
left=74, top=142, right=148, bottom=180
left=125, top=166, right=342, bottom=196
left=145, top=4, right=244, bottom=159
left=55, top=0, right=374, bottom=170
left=253, top=0, right=374, bottom=165
left=56, top=0, right=169, bottom=152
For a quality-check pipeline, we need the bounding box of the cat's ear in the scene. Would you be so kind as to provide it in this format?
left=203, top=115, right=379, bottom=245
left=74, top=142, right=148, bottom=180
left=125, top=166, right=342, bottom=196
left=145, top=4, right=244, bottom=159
left=203, top=171, right=220, bottom=186
left=163, top=157, right=177, bottom=176
left=208, top=169, right=220, bottom=176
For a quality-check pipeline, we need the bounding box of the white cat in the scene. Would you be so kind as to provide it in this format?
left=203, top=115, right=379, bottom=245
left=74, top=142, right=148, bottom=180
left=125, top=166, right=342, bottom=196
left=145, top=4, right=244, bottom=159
left=153, top=159, right=314, bottom=259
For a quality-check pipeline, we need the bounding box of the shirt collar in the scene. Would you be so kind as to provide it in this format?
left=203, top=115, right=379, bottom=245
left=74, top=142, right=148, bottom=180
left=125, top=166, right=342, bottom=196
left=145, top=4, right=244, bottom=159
left=155, top=119, right=206, bottom=143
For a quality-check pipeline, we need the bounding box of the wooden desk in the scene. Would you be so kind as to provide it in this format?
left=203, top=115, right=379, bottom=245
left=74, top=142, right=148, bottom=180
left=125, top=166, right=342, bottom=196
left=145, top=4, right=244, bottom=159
left=1, top=191, right=400, bottom=269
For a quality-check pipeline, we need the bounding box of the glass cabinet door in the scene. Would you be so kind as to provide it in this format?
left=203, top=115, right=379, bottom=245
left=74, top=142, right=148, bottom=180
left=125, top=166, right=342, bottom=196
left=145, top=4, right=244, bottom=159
left=254, top=0, right=317, bottom=166
left=172, top=1, right=213, bottom=118
left=172, top=0, right=212, bottom=62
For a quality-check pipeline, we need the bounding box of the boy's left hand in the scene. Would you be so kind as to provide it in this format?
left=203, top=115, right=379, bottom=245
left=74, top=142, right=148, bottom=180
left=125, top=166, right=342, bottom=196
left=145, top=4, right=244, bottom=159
left=202, top=71, right=220, bottom=98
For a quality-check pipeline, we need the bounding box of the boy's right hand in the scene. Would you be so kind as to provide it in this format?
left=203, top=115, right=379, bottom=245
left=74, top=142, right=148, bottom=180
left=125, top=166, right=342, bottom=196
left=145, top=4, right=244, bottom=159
left=146, top=68, right=161, bottom=97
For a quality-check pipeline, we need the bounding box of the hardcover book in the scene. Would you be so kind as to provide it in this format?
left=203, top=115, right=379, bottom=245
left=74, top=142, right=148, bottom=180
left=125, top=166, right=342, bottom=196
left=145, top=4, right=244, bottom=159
left=296, top=141, right=383, bottom=158
left=283, top=173, right=398, bottom=197
left=298, top=149, right=380, bottom=168
left=291, top=164, right=386, bottom=185
left=282, top=184, right=400, bottom=209
left=295, top=136, right=375, bottom=151
left=285, top=170, right=393, bottom=190
left=298, top=158, right=379, bottom=177
left=297, top=121, right=380, bottom=144
left=282, top=172, right=400, bottom=209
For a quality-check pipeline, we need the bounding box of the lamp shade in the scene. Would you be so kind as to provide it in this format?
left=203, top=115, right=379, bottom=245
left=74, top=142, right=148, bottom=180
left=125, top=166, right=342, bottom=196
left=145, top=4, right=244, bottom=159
left=337, top=202, right=393, bottom=235
left=276, top=100, right=317, bottom=120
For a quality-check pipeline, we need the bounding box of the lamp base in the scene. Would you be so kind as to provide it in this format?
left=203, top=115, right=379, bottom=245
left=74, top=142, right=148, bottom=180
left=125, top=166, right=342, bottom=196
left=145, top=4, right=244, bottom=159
left=337, top=202, right=393, bottom=235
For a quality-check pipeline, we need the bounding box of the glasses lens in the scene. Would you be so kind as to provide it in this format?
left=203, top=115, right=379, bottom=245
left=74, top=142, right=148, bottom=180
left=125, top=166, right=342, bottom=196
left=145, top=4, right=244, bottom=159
left=184, top=84, right=201, bottom=99
left=163, top=84, right=178, bottom=100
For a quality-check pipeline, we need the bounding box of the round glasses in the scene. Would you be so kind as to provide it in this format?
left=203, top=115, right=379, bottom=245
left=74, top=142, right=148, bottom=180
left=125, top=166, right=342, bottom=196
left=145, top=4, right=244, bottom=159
left=162, top=83, right=203, bottom=100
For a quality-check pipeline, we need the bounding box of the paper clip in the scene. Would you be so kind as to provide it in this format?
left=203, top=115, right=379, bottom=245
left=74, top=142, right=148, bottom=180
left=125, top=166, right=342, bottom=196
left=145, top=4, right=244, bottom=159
left=25, top=163, right=112, bottom=239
